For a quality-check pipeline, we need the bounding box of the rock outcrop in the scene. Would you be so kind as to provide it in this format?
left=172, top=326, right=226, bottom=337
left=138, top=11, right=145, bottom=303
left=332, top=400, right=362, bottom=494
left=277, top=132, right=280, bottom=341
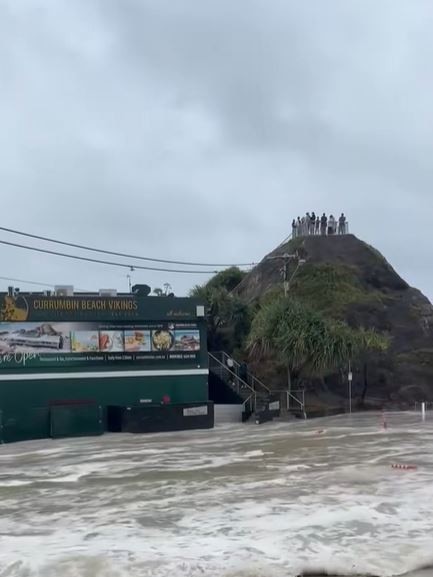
left=235, top=234, right=433, bottom=407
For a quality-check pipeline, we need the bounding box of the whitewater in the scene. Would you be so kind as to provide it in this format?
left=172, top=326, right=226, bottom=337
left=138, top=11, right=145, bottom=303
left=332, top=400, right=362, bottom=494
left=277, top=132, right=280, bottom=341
left=1, top=412, right=433, bottom=577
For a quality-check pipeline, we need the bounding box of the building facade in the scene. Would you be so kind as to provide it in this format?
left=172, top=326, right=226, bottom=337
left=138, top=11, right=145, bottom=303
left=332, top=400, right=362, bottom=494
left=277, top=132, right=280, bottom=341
left=0, top=290, right=210, bottom=443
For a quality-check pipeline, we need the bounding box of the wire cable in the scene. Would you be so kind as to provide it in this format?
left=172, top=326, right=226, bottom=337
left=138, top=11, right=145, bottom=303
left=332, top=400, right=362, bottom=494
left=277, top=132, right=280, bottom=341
left=0, top=238, right=224, bottom=274
left=0, top=276, right=56, bottom=288
left=0, top=225, right=257, bottom=268
left=0, top=276, right=90, bottom=291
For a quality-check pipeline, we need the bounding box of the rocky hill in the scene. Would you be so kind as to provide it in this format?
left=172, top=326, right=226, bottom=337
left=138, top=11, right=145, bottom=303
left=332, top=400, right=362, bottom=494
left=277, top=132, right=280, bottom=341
left=235, top=234, right=433, bottom=408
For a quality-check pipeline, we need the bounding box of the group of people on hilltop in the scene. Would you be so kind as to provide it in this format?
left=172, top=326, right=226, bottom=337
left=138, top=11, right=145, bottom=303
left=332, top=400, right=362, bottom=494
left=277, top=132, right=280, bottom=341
left=292, top=212, right=347, bottom=238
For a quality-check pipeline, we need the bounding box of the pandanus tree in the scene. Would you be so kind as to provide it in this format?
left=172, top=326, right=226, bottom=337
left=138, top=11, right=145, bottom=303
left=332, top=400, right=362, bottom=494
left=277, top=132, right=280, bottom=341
left=247, top=296, right=388, bottom=395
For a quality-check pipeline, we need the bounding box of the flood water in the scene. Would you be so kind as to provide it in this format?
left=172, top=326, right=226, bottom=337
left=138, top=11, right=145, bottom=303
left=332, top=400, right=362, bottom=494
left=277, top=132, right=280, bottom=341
left=1, top=412, right=433, bottom=577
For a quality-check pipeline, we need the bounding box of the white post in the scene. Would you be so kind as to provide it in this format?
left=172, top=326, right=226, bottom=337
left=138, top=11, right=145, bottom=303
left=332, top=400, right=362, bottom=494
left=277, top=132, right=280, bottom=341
left=348, top=364, right=353, bottom=414
left=422, top=402, right=426, bottom=421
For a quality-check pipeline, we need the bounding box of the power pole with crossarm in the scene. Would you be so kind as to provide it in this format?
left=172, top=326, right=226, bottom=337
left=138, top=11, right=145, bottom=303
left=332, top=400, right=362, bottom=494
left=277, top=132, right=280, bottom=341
left=266, top=252, right=306, bottom=296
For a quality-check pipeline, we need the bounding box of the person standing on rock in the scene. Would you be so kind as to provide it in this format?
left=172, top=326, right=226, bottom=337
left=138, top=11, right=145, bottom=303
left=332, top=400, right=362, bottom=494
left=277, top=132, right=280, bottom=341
left=305, top=213, right=311, bottom=235
left=315, top=215, right=320, bottom=235
left=300, top=216, right=306, bottom=236
left=328, top=214, right=336, bottom=235
left=320, top=213, right=327, bottom=235
left=292, top=218, right=297, bottom=238
left=310, top=212, right=316, bottom=235
left=338, top=213, right=346, bottom=234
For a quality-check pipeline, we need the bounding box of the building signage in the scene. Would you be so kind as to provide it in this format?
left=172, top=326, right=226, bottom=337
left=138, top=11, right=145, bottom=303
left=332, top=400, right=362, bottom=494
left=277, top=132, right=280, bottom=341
left=0, top=320, right=202, bottom=370
left=0, top=295, right=200, bottom=322
left=183, top=405, right=208, bottom=416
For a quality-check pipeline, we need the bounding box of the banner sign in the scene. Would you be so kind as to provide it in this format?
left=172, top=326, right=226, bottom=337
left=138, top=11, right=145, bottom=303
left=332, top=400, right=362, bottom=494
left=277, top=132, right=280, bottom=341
left=0, top=320, right=201, bottom=369
left=0, top=295, right=200, bottom=322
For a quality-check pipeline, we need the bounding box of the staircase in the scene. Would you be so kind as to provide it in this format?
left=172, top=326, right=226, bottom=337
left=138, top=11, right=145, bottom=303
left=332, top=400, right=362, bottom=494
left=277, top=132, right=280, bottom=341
left=208, top=351, right=306, bottom=421
left=208, top=351, right=268, bottom=420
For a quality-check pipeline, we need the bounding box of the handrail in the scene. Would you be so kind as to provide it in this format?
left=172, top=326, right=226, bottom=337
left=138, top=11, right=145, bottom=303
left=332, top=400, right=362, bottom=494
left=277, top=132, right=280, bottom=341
left=250, top=373, right=271, bottom=395
left=272, top=388, right=305, bottom=411
left=208, top=352, right=256, bottom=397
left=209, top=351, right=309, bottom=415
left=211, top=352, right=307, bottom=412
left=215, top=351, right=271, bottom=395
left=242, top=393, right=256, bottom=414
left=277, top=232, right=293, bottom=248
left=293, top=220, right=350, bottom=238
left=230, top=231, right=294, bottom=296
left=288, top=391, right=304, bottom=410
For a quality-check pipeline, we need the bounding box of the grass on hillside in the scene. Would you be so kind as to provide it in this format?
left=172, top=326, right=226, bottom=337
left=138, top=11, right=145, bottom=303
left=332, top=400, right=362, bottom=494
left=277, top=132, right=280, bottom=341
left=288, top=263, right=384, bottom=319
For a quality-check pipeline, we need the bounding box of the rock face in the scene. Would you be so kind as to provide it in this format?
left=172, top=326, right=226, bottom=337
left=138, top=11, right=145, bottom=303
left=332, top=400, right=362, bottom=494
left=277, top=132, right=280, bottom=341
left=236, top=234, right=433, bottom=406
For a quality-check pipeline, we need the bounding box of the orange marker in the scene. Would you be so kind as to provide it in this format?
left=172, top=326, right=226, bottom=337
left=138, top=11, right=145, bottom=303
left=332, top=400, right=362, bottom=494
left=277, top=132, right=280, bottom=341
left=391, top=464, right=417, bottom=471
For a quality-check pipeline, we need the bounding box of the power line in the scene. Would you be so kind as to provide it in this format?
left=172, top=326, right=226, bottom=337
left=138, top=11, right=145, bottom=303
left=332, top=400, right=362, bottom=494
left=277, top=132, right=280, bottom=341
left=0, top=276, right=55, bottom=288
left=0, top=276, right=90, bottom=291
left=0, top=238, right=222, bottom=274
left=0, top=225, right=256, bottom=268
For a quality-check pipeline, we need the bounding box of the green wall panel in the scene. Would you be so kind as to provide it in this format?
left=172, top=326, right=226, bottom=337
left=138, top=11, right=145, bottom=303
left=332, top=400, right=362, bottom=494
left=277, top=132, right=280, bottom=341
left=0, top=374, right=208, bottom=410
left=50, top=405, right=104, bottom=438
left=0, top=407, right=50, bottom=443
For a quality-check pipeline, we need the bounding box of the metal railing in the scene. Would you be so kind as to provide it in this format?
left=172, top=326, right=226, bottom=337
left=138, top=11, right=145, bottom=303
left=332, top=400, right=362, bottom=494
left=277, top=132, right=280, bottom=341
left=243, top=221, right=351, bottom=267
left=277, top=232, right=293, bottom=249
left=271, top=389, right=306, bottom=415
left=288, top=389, right=306, bottom=414
left=209, top=351, right=307, bottom=417
left=292, top=220, right=350, bottom=238
left=208, top=352, right=257, bottom=413
left=211, top=351, right=271, bottom=396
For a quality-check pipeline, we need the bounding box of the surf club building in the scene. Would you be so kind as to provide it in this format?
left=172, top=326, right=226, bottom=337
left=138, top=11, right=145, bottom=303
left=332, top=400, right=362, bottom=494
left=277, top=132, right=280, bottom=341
left=0, top=286, right=212, bottom=443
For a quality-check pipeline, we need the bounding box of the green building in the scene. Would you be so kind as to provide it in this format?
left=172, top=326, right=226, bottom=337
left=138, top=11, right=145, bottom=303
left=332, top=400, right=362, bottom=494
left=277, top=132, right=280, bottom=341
left=0, top=288, right=210, bottom=443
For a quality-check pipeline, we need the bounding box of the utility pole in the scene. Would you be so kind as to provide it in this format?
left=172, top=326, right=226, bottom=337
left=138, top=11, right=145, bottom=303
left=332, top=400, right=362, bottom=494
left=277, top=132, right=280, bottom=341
left=266, top=252, right=305, bottom=296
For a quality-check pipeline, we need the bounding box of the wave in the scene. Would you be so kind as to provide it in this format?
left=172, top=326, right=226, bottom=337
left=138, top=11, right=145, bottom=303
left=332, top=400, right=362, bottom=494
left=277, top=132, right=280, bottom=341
left=2, top=557, right=433, bottom=577
left=296, top=570, right=379, bottom=577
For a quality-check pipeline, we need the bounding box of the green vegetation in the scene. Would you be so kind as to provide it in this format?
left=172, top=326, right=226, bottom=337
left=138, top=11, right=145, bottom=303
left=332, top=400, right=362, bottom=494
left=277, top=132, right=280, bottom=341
left=247, top=295, right=388, bottom=391
left=191, top=259, right=390, bottom=393
left=189, top=267, right=251, bottom=352
left=289, top=263, right=383, bottom=318
left=397, top=349, right=433, bottom=366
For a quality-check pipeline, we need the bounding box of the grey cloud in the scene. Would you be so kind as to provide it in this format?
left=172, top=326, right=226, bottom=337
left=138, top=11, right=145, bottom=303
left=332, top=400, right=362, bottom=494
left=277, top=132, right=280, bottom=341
left=0, top=0, right=432, bottom=298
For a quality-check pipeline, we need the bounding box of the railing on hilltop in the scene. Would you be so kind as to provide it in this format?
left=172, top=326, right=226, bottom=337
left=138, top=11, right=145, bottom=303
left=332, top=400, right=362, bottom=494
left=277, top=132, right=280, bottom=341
left=277, top=232, right=293, bottom=249
left=275, top=220, right=351, bottom=252
left=292, top=220, right=350, bottom=239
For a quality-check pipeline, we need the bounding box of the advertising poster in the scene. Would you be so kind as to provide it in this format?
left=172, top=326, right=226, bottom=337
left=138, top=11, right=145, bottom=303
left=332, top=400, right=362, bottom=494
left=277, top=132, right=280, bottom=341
left=0, top=321, right=201, bottom=369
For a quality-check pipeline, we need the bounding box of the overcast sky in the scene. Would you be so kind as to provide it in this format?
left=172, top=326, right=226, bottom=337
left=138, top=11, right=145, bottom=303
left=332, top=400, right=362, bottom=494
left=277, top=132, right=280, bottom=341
left=1, top=0, right=432, bottom=298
